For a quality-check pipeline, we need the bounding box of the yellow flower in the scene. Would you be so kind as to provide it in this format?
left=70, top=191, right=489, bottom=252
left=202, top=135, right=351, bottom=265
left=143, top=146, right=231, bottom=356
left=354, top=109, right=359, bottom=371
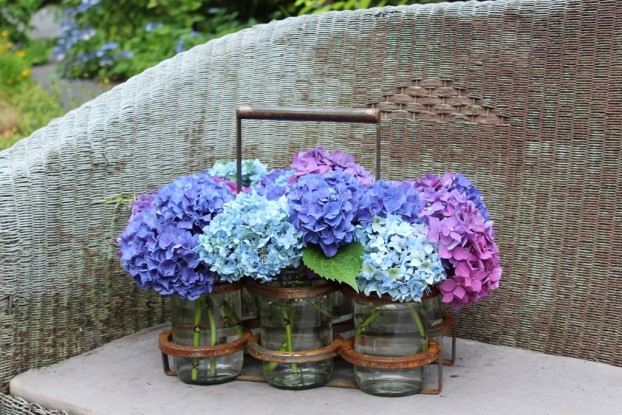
left=1, top=30, right=8, bottom=38
left=6, top=41, right=12, bottom=48
left=21, top=68, right=30, bottom=77
left=16, top=50, right=26, bottom=58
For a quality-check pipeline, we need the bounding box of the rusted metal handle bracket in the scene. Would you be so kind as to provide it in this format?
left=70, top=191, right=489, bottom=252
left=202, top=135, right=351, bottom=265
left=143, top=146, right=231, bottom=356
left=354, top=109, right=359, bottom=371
left=235, top=105, right=382, bottom=190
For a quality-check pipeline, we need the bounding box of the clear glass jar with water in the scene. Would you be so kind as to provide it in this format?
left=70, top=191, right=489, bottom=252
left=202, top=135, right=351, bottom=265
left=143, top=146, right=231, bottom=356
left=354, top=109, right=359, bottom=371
left=353, top=298, right=428, bottom=396
left=171, top=287, right=243, bottom=385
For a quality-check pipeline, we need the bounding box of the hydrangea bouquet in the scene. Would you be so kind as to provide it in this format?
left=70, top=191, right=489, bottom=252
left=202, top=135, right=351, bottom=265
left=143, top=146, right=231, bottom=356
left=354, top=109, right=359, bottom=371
left=117, top=145, right=501, bottom=386
left=232, top=146, right=501, bottom=312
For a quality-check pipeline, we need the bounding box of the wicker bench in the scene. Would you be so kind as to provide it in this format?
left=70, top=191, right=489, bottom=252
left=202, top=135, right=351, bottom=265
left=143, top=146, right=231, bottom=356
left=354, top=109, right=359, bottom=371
left=1, top=0, right=621, bottom=413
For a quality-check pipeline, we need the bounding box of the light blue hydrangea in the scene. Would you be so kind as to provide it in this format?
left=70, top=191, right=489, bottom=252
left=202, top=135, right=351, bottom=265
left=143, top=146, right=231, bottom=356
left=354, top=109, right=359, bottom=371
left=209, top=159, right=268, bottom=187
left=355, top=214, right=447, bottom=302
left=195, top=192, right=303, bottom=283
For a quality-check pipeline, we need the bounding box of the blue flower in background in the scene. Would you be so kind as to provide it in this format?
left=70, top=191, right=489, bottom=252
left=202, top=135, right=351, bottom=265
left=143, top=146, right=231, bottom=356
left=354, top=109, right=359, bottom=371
left=145, top=22, right=164, bottom=32
left=95, top=42, right=117, bottom=57
left=77, top=0, right=101, bottom=13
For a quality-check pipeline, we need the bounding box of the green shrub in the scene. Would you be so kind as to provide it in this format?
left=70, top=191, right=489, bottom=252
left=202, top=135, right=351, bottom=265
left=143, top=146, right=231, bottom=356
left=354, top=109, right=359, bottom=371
left=0, top=0, right=45, bottom=43
left=1, top=30, right=63, bottom=150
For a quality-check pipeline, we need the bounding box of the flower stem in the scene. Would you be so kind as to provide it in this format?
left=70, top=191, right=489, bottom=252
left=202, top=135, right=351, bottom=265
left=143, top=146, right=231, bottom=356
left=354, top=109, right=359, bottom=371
left=207, top=297, right=218, bottom=375
left=408, top=304, right=427, bottom=352
left=191, top=297, right=203, bottom=381
left=282, top=305, right=299, bottom=375
left=313, top=303, right=332, bottom=319
left=355, top=308, right=383, bottom=337
left=222, top=302, right=244, bottom=338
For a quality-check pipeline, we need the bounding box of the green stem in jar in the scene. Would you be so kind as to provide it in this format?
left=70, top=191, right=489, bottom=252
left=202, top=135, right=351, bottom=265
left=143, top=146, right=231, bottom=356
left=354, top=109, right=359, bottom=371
left=207, top=297, right=218, bottom=375
left=408, top=303, right=428, bottom=352
left=355, top=308, right=383, bottom=337
left=282, top=305, right=299, bottom=375
left=222, top=302, right=244, bottom=338
left=191, top=297, right=203, bottom=381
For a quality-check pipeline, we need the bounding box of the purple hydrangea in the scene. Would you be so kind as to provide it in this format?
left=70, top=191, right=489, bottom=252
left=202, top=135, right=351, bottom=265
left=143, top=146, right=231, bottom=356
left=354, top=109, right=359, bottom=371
left=290, top=146, right=374, bottom=185
left=359, top=180, right=423, bottom=224
left=288, top=171, right=368, bottom=257
left=415, top=173, right=502, bottom=310
left=254, top=168, right=295, bottom=200
left=117, top=173, right=235, bottom=300
left=451, top=173, right=490, bottom=221
left=128, top=191, right=156, bottom=224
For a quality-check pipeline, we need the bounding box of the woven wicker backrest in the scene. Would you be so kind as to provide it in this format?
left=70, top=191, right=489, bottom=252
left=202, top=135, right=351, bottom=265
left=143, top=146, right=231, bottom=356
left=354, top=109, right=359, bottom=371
left=1, top=1, right=621, bottom=408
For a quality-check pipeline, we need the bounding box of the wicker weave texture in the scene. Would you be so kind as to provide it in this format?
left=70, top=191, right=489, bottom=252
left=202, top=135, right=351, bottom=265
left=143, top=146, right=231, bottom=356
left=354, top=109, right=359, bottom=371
left=1, top=0, right=621, bottom=412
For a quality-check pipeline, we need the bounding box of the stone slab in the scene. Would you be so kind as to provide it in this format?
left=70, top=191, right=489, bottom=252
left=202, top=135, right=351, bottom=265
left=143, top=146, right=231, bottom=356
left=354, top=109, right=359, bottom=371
left=10, top=324, right=622, bottom=415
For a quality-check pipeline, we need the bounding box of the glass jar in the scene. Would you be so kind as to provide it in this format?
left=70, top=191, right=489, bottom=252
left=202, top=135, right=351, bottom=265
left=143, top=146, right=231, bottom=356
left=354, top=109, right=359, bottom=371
left=171, top=286, right=243, bottom=385
left=240, top=283, right=260, bottom=329
left=256, top=268, right=334, bottom=390
left=422, top=290, right=444, bottom=332
left=353, top=297, right=428, bottom=396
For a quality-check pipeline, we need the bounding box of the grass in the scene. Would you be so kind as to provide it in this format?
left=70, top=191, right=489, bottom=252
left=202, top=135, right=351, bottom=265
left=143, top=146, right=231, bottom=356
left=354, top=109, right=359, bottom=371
left=0, top=35, right=65, bottom=151
left=0, top=81, right=64, bottom=151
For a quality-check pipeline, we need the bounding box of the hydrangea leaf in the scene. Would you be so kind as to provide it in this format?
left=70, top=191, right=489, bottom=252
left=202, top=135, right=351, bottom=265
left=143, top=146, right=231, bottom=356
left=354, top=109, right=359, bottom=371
left=303, top=243, right=363, bottom=292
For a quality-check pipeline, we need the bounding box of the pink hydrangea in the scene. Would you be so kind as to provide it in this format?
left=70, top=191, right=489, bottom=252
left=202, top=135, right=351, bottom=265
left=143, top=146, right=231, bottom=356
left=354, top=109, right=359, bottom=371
left=289, top=146, right=374, bottom=185
left=415, top=172, right=502, bottom=309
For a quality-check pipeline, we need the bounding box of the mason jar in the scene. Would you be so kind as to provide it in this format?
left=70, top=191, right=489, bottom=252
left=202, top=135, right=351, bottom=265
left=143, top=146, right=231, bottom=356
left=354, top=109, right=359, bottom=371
left=352, top=296, right=428, bottom=396
left=170, top=285, right=243, bottom=385
left=253, top=267, right=335, bottom=390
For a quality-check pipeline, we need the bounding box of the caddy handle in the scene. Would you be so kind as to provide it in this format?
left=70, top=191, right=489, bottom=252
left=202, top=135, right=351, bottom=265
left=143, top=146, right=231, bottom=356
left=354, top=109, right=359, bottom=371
left=235, top=105, right=381, bottom=191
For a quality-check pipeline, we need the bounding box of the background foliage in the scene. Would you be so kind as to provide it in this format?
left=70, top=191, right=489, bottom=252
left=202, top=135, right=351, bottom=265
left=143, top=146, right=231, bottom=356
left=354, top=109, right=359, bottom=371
left=52, top=0, right=451, bottom=81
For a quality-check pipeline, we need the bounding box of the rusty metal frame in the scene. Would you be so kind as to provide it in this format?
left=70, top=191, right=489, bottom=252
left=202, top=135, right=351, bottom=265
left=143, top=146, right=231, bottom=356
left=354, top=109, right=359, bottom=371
left=235, top=105, right=381, bottom=191
left=245, top=333, right=342, bottom=364
left=430, top=311, right=457, bottom=366
left=159, top=329, right=252, bottom=376
left=339, top=337, right=443, bottom=395
left=244, top=278, right=338, bottom=300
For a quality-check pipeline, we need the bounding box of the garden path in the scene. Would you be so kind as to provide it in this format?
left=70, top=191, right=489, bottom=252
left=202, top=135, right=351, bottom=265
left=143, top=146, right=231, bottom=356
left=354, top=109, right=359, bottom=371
left=29, top=6, right=115, bottom=112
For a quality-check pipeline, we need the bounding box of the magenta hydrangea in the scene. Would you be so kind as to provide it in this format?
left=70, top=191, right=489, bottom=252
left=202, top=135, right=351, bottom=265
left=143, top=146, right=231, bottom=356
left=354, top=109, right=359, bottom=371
left=290, top=145, right=374, bottom=185
left=414, top=172, right=502, bottom=309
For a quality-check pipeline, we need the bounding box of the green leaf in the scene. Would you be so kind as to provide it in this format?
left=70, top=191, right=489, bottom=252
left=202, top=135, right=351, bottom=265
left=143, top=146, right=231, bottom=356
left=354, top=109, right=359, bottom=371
left=302, top=243, right=363, bottom=292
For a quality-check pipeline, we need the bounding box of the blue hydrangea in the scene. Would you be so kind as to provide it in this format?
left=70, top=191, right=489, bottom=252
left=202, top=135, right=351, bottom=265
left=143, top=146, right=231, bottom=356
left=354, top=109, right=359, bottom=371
left=155, top=172, right=234, bottom=233
left=288, top=171, right=368, bottom=257
left=195, top=192, right=303, bottom=283
left=451, top=173, right=490, bottom=221
left=209, top=159, right=268, bottom=187
left=359, top=180, right=423, bottom=224
left=117, top=173, right=235, bottom=300
left=254, top=168, right=295, bottom=200
left=354, top=215, right=447, bottom=302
